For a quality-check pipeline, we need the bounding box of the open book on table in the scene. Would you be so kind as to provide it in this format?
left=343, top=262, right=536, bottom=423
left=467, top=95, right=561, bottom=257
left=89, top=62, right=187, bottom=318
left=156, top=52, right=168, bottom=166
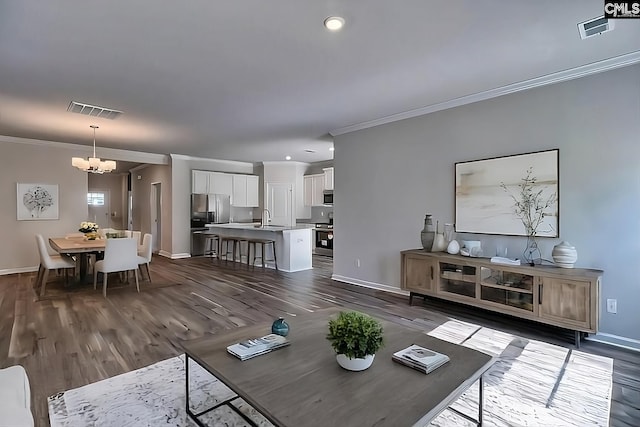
left=392, top=344, right=450, bottom=374
left=227, top=333, right=290, bottom=361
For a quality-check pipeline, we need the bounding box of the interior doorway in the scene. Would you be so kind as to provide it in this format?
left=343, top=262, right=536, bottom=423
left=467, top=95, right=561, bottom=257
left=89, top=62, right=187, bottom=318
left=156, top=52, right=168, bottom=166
left=88, top=189, right=111, bottom=228
left=150, top=182, right=162, bottom=253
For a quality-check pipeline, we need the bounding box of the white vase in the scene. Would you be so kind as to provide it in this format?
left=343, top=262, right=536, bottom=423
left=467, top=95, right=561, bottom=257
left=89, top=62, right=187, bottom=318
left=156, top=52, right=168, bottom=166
left=446, top=240, right=460, bottom=255
left=552, top=241, right=578, bottom=268
left=336, top=354, right=375, bottom=371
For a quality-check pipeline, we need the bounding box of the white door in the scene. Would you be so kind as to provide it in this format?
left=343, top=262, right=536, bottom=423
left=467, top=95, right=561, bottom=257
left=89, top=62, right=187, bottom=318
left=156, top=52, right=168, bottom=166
left=151, top=182, right=162, bottom=253
left=266, top=182, right=293, bottom=226
left=88, top=189, right=110, bottom=228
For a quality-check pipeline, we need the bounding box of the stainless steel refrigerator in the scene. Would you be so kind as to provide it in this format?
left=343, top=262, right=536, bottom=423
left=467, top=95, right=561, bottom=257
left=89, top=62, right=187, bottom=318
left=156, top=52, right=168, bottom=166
left=190, top=193, right=231, bottom=256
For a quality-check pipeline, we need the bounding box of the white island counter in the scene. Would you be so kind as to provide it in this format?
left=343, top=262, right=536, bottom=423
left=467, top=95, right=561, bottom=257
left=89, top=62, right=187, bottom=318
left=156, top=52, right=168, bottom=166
left=205, top=223, right=315, bottom=272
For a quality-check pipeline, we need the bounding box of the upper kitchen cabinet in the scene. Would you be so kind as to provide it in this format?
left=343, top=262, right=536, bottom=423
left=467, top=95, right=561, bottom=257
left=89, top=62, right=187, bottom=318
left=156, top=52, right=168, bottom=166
left=232, top=174, right=259, bottom=207
left=210, top=172, right=233, bottom=196
left=192, top=170, right=210, bottom=194
left=304, top=174, right=325, bottom=206
left=323, top=167, right=334, bottom=191
left=192, top=170, right=257, bottom=205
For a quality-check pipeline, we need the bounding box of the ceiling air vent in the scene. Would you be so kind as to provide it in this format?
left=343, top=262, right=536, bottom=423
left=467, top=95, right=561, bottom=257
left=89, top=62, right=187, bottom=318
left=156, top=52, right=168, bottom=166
left=578, top=16, right=614, bottom=40
left=67, top=101, right=123, bottom=120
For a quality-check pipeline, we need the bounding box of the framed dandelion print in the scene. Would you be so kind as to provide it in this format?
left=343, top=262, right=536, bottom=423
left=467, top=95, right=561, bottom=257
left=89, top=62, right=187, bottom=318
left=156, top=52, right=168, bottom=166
left=17, top=183, right=59, bottom=220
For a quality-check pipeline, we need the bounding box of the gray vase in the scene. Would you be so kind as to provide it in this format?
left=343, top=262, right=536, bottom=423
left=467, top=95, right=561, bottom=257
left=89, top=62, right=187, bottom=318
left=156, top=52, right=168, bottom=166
left=420, top=214, right=435, bottom=251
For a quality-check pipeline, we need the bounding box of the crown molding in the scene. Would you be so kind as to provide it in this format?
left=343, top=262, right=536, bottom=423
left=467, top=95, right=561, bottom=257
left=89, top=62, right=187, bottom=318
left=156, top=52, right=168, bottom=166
left=170, top=153, right=254, bottom=167
left=330, top=51, right=640, bottom=137
left=0, top=134, right=170, bottom=164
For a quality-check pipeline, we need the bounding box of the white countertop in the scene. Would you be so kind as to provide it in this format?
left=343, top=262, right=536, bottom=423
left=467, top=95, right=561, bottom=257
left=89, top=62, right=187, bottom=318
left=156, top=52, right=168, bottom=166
left=205, top=223, right=315, bottom=232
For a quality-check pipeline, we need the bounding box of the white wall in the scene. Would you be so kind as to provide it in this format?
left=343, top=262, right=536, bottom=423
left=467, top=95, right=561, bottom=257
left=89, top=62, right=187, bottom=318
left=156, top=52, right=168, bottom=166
left=0, top=139, right=88, bottom=272
left=132, top=164, right=172, bottom=254
left=334, top=64, right=640, bottom=344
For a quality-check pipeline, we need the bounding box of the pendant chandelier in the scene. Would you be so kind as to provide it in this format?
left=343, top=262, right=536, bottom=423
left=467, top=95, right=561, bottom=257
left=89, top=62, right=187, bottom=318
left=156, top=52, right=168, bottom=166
left=72, top=125, right=116, bottom=173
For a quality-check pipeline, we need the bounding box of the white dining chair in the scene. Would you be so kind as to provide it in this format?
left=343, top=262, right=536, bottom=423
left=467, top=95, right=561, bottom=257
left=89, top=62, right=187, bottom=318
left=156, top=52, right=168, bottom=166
left=93, top=238, right=139, bottom=297
left=137, top=233, right=153, bottom=282
left=34, top=234, right=75, bottom=298
left=125, top=230, right=142, bottom=246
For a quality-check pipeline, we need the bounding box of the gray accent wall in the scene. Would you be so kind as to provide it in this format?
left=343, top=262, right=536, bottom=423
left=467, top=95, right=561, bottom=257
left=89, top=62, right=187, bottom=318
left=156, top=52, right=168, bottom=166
left=333, top=64, right=640, bottom=344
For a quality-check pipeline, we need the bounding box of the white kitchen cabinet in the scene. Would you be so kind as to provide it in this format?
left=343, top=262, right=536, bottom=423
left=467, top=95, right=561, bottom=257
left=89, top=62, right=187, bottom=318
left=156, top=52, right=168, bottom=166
left=323, top=167, right=334, bottom=191
left=246, top=175, right=259, bottom=207
left=210, top=172, right=233, bottom=196
left=192, top=170, right=210, bottom=194
left=232, top=174, right=259, bottom=207
left=303, top=174, right=325, bottom=206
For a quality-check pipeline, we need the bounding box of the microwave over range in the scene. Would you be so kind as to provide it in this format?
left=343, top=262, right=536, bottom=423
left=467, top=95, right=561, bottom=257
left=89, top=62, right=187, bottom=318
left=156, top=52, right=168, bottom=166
left=323, top=191, right=333, bottom=205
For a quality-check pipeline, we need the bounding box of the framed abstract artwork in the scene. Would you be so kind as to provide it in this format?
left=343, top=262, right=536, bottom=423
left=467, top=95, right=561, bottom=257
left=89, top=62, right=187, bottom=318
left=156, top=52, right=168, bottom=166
left=455, top=149, right=559, bottom=237
left=17, top=183, right=59, bottom=220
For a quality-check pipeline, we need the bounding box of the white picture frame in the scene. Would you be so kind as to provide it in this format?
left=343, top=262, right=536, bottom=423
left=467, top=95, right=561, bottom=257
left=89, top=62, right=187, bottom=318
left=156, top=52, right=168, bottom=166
left=17, top=183, right=59, bottom=220
left=455, top=149, right=559, bottom=237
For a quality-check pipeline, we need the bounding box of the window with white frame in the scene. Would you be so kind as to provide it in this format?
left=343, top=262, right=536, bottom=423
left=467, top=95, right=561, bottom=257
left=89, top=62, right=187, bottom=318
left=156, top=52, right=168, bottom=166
left=87, top=192, right=105, bottom=206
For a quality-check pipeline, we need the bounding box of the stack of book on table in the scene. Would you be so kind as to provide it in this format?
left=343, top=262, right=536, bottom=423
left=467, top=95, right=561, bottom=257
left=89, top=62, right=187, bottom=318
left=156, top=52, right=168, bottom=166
left=392, top=344, right=450, bottom=374
left=227, top=333, right=290, bottom=361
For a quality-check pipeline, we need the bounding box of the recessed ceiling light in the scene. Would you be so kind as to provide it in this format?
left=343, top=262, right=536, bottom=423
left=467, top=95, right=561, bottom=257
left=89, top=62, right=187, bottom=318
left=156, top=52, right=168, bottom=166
left=324, top=16, right=345, bottom=31
left=329, top=147, right=335, bottom=152
left=285, top=155, right=292, bottom=160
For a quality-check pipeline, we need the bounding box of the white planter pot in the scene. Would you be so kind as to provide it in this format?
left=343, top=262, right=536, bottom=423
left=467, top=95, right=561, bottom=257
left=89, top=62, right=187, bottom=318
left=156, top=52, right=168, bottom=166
left=336, top=354, right=375, bottom=371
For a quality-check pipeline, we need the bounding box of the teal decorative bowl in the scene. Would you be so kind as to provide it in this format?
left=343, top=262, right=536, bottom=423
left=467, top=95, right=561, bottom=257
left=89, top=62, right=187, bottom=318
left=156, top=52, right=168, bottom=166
left=271, top=317, right=289, bottom=337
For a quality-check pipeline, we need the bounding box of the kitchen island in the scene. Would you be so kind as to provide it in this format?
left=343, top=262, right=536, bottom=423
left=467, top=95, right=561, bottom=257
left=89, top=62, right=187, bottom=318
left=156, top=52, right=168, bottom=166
left=205, top=223, right=314, bottom=272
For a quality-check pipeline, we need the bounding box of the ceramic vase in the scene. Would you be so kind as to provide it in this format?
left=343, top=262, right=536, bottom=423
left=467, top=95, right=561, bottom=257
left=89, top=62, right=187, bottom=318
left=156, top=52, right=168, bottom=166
left=431, top=221, right=447, bottom=252
left=336, top=354, right=375, bottom=371
left=552, top=241, right=578, bottom=268
left=446, top=240, right=460, bottom=255
left=271, top=317, right=289, bottom=337
left=420, top=214, right=435, bottom=251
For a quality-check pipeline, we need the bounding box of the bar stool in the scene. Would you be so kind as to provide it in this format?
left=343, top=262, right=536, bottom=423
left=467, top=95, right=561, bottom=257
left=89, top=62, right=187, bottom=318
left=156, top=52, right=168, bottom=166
left=204, top=233, right=220, bottom=258
left=220, top=236, right=247, bottom=263
left=247, top=238, right=278, bottom=270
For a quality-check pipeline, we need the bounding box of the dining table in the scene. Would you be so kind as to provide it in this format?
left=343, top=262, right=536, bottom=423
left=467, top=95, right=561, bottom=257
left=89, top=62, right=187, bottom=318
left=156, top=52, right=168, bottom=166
left=49, top=236, right=106, bottom=284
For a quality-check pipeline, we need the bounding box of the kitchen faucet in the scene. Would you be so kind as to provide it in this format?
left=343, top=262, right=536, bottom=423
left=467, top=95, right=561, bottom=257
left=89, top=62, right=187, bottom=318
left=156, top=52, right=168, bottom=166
left=261, top=209, right=271, bottom=226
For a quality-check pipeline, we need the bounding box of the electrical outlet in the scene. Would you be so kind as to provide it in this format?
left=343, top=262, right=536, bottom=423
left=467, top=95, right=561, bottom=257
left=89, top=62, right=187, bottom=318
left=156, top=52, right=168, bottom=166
left=355, top=259, right=360, bottom=268
left=606, top=299, right=617, bottom=314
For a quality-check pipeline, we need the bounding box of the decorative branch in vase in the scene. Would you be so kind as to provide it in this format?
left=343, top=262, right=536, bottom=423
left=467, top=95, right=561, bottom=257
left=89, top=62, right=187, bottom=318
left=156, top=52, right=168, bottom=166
left=501, top=167, right=557, bottom=266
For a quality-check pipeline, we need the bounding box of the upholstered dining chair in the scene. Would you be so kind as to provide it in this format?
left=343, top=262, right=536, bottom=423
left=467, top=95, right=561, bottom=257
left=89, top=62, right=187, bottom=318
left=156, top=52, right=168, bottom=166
left=34, top=234, right=75, bottom=298
left=125, top=230, right=142, bottom=246
left=137, top=233, right=153, bottom=282
left=93, top=238, right=139, bottom=297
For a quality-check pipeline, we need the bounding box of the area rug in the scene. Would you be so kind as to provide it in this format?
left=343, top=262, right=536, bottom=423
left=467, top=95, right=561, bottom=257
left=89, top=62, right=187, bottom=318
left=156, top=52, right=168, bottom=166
left=48, top=321, right=613, bottom=427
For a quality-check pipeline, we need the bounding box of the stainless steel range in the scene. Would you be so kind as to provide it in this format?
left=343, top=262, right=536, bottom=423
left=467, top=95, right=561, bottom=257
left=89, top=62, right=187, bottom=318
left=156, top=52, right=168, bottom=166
left=315, top=223, right=333, bottom=256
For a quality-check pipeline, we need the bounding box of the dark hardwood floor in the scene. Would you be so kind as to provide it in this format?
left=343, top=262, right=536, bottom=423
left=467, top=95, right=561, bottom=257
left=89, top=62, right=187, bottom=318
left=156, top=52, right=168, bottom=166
left=1, top=255, right=638, bottom=426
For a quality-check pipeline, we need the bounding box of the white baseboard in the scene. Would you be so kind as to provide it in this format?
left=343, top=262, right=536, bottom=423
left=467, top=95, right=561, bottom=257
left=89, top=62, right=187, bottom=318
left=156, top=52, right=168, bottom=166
left=586, top=332, right=640, bottom=352
left=158, top=251, right=191, bottom=259
left=331, top=274, right=408, bottom=296
left=0, top=266, right=38, bottom=276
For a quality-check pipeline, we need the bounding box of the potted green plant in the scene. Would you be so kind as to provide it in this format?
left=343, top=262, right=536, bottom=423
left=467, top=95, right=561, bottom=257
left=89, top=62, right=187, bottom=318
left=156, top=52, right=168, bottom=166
left=326, top=311, right=384, bottom=371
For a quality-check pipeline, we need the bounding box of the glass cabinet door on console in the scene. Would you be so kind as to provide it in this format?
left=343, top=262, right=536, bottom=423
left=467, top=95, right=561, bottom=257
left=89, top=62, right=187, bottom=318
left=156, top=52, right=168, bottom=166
left=438, top=262, right=477, bottom=299
left=479, top=267, right=534, bottom=313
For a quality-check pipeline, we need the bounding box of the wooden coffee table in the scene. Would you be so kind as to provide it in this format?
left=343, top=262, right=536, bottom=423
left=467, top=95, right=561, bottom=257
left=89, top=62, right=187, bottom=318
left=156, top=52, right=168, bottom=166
left=182, top=308, right=494, bottom=427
